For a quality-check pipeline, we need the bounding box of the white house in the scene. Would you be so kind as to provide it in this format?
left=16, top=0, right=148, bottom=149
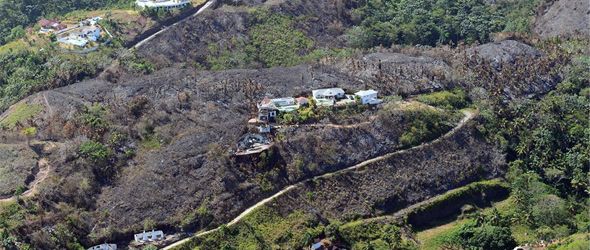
left=87, top=244, right=117, bottom=250
left=136, top=0, right=191, bottom=9
left=270, top=97, right=296, bottom=107
left=312, top=88, right=345, bottom=106
left=134, top=230, right=164, bottom=243
left=81, top=26, right=101, bottom=41
left=257, top=97, right=279, bottom=122
left=355, top=89, right=382, bottom=105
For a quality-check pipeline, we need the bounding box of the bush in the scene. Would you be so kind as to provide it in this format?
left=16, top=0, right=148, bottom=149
left=205, top=12, right=315, bottom=69
left=416, top=89, right=468, bottom=110
left=398, top=106, right=456, bottom=147
left=456, top=223, right=517, bottom=250
left=79, top=140, right=111, bottom=163
left=531, top=195, right=570, bottom=227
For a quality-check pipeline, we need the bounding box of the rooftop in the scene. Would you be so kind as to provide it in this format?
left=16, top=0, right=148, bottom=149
left=312, top=88, right=345, bottom=98
left=355, top=89, right=378, bottom=96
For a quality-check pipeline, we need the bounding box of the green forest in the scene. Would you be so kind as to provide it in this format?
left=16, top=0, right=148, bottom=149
left=348, top=0, right=540, bottom=47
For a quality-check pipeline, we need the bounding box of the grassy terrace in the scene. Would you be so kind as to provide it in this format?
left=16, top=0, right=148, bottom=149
left=0, top=103, right=43, bottom=129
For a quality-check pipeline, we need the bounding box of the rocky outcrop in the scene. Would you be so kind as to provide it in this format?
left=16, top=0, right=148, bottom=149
left=467, top=40, right=543, bottom=64
left=533, top=0, right=590, bottom=38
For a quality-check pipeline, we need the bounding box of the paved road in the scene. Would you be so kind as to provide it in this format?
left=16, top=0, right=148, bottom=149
left=133, top=0, right=216, bottom=49
left=162, top=109, right=476, bottom=250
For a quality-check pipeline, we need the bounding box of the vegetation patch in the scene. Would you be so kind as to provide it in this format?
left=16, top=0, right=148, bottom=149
left=0, top=102, right=43, bottom=129
left=177, top=206, right=319, bottom=250
left=415, top=89, right=468, bottom=110
left=389, top=102, right=460, bottom=147
left=206, top=11, right=317, bottom=70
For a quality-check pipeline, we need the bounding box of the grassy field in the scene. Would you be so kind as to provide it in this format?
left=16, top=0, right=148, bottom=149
left=0, top=103, right=44, bottom=129
left=416, top=218, right=471, bottom=250
left=176, top=205, right=318, bottom=250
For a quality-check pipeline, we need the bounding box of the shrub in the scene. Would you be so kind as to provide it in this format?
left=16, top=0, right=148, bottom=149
left=398, top=107, right=455, bottom=147
left=416, top=89, right=468, bottom=110
left=247, top=13, right=314, bottom=67
left=349, top=0, right=505, bottom=47
left=79, top=140, right=111, bottom=163
left=455, top=222, right=517, bottom=250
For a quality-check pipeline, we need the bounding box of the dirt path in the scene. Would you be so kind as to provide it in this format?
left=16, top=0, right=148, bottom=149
left=133, top=0, right=216, bottom=49
left=162, top=110, right=476, bottom=250
left=0, top=158, right=51, bottom=203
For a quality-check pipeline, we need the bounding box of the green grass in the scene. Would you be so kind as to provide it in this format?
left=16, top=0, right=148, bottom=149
left=415, top=89, right=468, bottom=110
left=175, top=205, right=317, bottom=250
left=0, top=103, right=43, bottom=129
left=139, top=135, right=161, bottom=150
left=416, top=218, right=471, bottom=250
left=549, top=233, right=590, bottom=250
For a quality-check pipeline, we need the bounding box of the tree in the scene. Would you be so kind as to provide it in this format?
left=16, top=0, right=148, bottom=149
left=381, top=225, right=402, bottom=248
left=455, top=222, right=517, bottom=250
left=531, top=194, right=570, bottom=227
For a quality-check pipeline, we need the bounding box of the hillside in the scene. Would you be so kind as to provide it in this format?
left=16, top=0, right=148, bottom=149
left=0, top=0, right=588, bottom=249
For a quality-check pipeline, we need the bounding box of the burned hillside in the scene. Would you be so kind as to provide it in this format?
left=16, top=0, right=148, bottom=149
left=268, top=119, right=505, bottom=221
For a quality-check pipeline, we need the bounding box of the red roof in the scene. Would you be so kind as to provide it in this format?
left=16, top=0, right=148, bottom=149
left=261, top=96, right=271, bottom=105
left=39, top=18, right=61, bottom=29
left=296, top=97, right=309, bottom=104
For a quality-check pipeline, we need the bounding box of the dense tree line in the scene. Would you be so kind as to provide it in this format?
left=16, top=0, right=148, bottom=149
left=0, top=0, right=133, bottom=45
left=475, top=41, right=590, bottom=244
left=347, top=0, right=542, bottom=47
left=0, top=46, right=117, bottom=111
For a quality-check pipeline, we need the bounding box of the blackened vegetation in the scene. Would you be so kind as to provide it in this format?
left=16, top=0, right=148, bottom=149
left=0, top=34, right=567, bottom=249
left=269, top=121, right=505, bottom=222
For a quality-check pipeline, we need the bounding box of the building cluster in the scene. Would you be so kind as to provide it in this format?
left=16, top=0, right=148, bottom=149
left=236, top=87, right=382, bottom=155
left=38, top=19, right=67, bottom=34
left=136, top=0, right=191, bottom=9
left=86, top=229, right=165, bottom=250
left=56, top=17, right=104, bottom=48
left=253, top=87, right=382, bottom=131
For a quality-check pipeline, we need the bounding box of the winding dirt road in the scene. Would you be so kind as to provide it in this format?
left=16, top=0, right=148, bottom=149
left=0, top=158, right=51, bottom=203
left=162, top=109, right=476, bottom=250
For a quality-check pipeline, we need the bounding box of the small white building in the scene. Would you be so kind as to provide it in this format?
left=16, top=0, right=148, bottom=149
left=87, top=243, right=117, bottom=250
left=355, top=89, right=382, bottom=105
left=134, top=230, right=164, bottom=243
left=136, top=0, right=191, bottom=9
